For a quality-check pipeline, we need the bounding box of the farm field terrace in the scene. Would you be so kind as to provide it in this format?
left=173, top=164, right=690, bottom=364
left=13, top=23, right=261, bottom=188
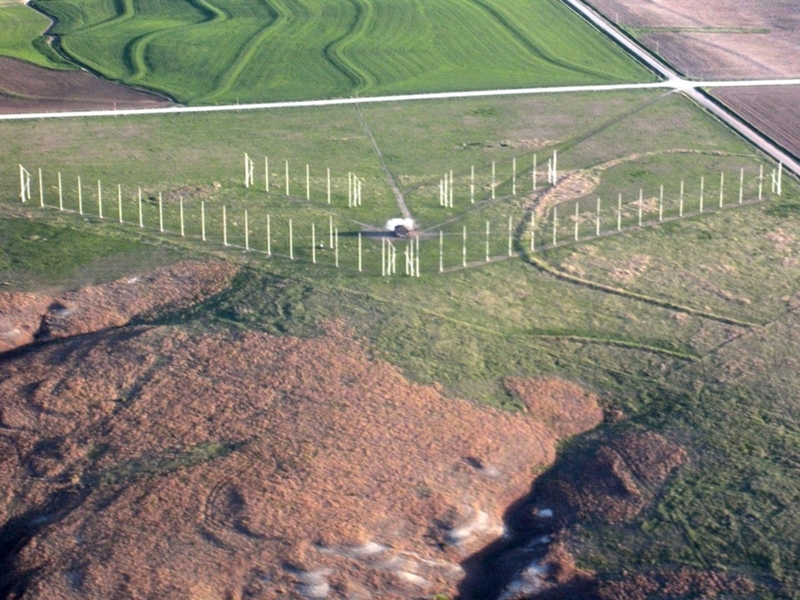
left=24, top=0, right=655, bottom=103
left=2, top=90, right=800, bottom=596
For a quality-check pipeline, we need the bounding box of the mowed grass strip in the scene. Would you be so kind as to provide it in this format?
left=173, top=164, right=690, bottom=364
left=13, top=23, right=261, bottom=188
left=30, top=0, right=654, bottom=103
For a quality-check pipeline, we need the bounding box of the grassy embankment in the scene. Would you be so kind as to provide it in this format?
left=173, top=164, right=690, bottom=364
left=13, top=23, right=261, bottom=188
left=0, top=2, right=73, bottom=69
left=1, top=90, right=799, bottom=595
left=20, top=0, right=654, bottom=103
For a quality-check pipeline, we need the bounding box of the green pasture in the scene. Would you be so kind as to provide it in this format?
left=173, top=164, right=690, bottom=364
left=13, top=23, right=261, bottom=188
left=0, top=4, right=72, bottom=69
left=22, top=0, right=654, bottom=103
left=2, top=90, right=800, bottom=595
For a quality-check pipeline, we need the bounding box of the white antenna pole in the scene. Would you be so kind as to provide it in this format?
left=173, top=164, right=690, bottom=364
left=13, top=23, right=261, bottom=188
left=138, top=188, right=143, bottom=228
left=78, top=176, right=83, bottom=214
left=348, top=172, right=353, bottom=208
left=485, top=220, right=490, bottom=261
left=201, top=201, right=206, bottom=241
left=58, top=172, right=63, bottom=210
left=118, top=184, right=123, bottom=223
left=438, top=231, right=443, bottom=272
left=158, top=192, right=163, bottom=232
left=553, top=150, right=558, bottom=184
left=491, top=162, right=496, bottom=200
left=575, top=202, right=579, bottom=241
left=222, top=205, right=227, bottom=245
left=547, top=158, right=552, bottom=184
left=470, top=165, right=475, bottom=203
left=358, top=232, right=362, bottom=272
left=759, top=164, right=764, bottom=200
left=596, top=197, right=601, bottom=236
left=638, top=189, right=642, bottom=226
left=462, top=226, right=467, bottom=267
left=266, top=214, right=271, bottom=255
left=244, top=209, right=249, bottom=250
left=98, top=180, right=103, bottom=218
left=553, top=207, right=558, bottom=246
left=532, top=153, right=537, bottom=191
left=449, top=170, right=453, bottom=207
left=659, top=185, right=664, bottom=221
left=18, top=165, right=26, bottom=203
left=679, top=180, right=684, bottom=217
left=617, top=193, right=622, bottom=231
left=289, top=218, right=293, bottom=259
left=327, top=167, right=331, bottom=204
left=312, top=223, right=316, bottom=263
left=38, top=168, right=43, bottom=207
left=383, top=238, right=387, bottom=276
left=285, top=160, right=289, bottom=196
left=719, top=172, right=724, bottom=208
left=306, top=164, right=310, bottom=200
left=512, top=157, right=516, bottom=196
left=245, top=153, right=250, bottom=187
left=416, top=235, right=420, bottom=278
left=405, top=244, right=410, bottom=276
left=179, top=196, right=184, bottom=236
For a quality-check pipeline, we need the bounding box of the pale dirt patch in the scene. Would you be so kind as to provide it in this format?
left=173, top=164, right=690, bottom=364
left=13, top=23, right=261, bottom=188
left=608, top=254, right=652, bottom=284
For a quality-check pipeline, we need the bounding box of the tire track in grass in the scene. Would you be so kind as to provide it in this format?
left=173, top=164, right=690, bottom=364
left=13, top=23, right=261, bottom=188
left=322, top=0, right=375, bottom=92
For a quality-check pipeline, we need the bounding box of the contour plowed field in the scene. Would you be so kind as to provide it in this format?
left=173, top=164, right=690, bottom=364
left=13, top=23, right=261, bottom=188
left=712, top=86, right=800, bottom=159
left=31, top=0, right=652, bottom=104
left=585, top=0, right=800, bottom=79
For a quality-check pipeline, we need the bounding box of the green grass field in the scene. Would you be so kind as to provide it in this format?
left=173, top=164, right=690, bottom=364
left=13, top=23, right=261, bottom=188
left=0, top=3, right=73, bottom=69
left=2, top=90, right=800, bottom=596
left=20, top=0, right=654, bottom=103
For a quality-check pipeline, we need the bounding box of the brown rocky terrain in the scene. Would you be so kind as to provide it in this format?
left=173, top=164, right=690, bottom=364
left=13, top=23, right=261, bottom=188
left=0, top=262, right=608, bottom=599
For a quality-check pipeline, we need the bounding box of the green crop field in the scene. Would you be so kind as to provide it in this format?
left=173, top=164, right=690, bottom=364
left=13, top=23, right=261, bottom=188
left=0, top=3, right=73, bottom=69
left=20, top=0, right=654, bottom=103
left=2, top=90, right=800, bottom=596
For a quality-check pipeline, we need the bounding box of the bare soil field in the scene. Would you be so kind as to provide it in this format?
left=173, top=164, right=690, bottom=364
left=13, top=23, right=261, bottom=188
left=0, top=262, right=619, bottom=599
left=585, top=0, right=800, bottom=79
left=0, top=260, right=237, bottom=351
left=712, top=85, right=800, bottom=159
left=0, top=57, right=171, bottom=113
left=0, top=329, right=598, bottom=599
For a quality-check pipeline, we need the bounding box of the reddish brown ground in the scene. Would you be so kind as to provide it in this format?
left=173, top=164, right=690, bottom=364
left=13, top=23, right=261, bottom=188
left=0, top=260, right=237, bottom=352
left=0, top=57, right=171, bottom=114
left=0, top=264, right=606, bottom=599
left=712, top=85, right=800, bottom=159
left=585, top=0, right=800, bottom=79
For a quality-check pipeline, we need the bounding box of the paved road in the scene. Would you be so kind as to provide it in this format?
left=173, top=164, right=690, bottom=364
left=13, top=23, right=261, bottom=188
left=2, top=0, right=799, bottom=175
